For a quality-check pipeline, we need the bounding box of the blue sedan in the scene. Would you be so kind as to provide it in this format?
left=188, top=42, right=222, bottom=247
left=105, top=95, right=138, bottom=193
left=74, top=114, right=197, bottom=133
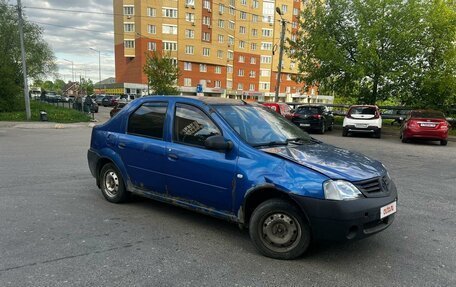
left=88, top=96, right=397, bottom=259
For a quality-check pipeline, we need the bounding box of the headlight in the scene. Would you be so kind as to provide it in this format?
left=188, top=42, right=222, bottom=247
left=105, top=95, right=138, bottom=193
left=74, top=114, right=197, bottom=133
left=323, top=180, right=363, bottom=200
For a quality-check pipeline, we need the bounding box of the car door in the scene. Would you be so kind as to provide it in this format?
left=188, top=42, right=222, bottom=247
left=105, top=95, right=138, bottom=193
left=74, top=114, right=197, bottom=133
left=164, top=103, right=237, bottom=213
left=116, top=101, right=168, bottom=193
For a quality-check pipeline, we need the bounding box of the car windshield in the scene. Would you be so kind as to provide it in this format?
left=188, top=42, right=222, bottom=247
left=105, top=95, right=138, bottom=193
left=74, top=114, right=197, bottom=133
left=215, top=104, right=312, bottom=147
left=411, top=111, right=445, bottom=119
left=296, top=107, right=321, bottom=114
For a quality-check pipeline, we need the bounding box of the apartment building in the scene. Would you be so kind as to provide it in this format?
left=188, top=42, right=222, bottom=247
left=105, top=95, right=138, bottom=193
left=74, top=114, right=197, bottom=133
left=114, top=0, right=318, bottom=102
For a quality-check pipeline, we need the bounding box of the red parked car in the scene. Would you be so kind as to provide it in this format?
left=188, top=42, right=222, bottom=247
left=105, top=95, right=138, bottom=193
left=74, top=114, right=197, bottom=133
left=262, top=102, right=293, bottom=120
left=400, top=110, right=450, bottom=145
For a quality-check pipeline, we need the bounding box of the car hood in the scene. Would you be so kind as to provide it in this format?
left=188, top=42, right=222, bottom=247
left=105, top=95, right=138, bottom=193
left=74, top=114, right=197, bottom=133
left=262, top=142, right=385, bottom=182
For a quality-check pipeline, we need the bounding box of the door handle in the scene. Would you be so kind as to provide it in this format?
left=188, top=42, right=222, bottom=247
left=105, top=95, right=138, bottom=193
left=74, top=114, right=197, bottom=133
left=168, top=153, right=179, bottom=160
left=118, top=142, right=126, bottom=149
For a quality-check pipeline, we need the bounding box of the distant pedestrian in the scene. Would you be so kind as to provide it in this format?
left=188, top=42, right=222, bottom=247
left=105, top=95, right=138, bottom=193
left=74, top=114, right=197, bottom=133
left=84, top=95, right=93, bottom=113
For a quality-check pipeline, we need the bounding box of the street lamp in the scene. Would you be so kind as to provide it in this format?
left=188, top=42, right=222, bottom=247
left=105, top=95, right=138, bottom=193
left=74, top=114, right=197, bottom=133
left=89, top=47, right=101, bottom=85
left=63, top=58, right=74, bottom=82
left=274, top=7, right=287, bottom=103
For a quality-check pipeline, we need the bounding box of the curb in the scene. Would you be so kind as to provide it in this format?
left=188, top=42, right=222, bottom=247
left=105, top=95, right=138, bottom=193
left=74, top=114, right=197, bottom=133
left=0, top=121, right=97, bottom=129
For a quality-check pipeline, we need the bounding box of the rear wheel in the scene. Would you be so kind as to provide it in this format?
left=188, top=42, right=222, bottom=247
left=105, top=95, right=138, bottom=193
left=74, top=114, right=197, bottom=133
left=99, top=163, right=129, bottom=203
left=249, top=199, right=311, bottom=260
left=319, top=122, right=326, bottom=134
left=342, top=127, right=348, bottom=137
left=328, top=121, right=334, bottom=131
left=374, top=128, right=381, bottom=138
left=440, top=140, right=448, bottom=146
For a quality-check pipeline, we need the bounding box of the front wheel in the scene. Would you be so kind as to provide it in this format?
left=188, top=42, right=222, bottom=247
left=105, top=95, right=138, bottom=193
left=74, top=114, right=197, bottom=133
left=440, top=140, right=448, bottom=146
left=249, top=199, right=311, bottom=260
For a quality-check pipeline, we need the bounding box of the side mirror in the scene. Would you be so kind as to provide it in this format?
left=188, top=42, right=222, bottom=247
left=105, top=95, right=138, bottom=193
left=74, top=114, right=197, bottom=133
left=204, top=135, right=233, bottom=151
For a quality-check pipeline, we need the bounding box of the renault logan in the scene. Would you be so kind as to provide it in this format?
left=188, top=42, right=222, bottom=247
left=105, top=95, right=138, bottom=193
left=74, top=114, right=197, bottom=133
left=88, top=96, right=397, bottom=259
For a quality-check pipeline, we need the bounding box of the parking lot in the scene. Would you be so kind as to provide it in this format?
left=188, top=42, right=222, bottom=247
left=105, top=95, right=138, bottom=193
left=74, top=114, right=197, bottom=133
left=0, top=118, right=455, bottom=286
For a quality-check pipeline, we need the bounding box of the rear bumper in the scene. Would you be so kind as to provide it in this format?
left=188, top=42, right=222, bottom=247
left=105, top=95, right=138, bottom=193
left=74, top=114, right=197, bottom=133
left=291, top=184, right=397, bottom=241
left=344, top=125, right=380, bottom=133
left=293, top=120, right=323, bottom=130
left=404, top=129, right=448, bottom=140
left=87, top=149, right=100, bottom=178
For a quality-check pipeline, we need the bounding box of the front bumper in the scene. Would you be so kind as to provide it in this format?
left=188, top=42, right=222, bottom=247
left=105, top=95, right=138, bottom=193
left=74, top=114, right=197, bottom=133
left=291, top=184, right=397, bottom=241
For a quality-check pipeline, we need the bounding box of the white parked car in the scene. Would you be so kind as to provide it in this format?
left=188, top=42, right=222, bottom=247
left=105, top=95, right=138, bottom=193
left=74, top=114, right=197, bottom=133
left=342, top=105, right=382, bottom=138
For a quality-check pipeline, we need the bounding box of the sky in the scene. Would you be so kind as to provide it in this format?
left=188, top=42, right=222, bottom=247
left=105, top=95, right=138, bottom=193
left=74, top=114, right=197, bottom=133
left=12, top=0, right=115, bottom=83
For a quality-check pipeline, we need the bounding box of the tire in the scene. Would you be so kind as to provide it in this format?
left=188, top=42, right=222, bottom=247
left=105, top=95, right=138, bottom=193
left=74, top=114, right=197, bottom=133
left=374, top=129, right=381, bottom=138
left=99, top=163, right=129, bottom=203
left=440, top=140, right=448, bottom=146
left=401, top=133, right=408, bottom=143
left=319, top=122, right=325, bottom=134
left=342, top=127, right=348, bottom=137
left=249, top=199, right=311, bottom=260
left=328, top=121, right=333, bottom=131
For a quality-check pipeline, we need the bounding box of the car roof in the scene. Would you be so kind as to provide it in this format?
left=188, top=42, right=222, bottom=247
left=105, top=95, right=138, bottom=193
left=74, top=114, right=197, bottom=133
left=349, top=105, right=378, bottom=108
left=138, top=95, right=246, bottom=106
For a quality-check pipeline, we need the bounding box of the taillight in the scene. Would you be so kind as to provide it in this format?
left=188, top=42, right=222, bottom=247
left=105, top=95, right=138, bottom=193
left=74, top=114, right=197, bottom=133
left=408, top=120, right=419, bottom=128
left=312, top=114, right=322, bottom=119
left=373, top=111, right=380, bottom=119
left=440, top=121, right=449, bottom=130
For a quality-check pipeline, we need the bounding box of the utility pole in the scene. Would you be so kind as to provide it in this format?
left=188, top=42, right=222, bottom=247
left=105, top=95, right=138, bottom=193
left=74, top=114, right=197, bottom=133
left=274, top=7, right=287, bottom=103
left=17, top=0, right=31, bottom=120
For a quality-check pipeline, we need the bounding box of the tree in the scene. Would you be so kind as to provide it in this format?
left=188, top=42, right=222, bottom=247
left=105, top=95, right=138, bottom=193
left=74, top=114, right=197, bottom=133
left=143, top=52, right=180, bottom=95
left=290, top=0, right=455, bottom=106
left=0, top=0, right=56, bottom=110
left=80, top=78, right=94, bottom=95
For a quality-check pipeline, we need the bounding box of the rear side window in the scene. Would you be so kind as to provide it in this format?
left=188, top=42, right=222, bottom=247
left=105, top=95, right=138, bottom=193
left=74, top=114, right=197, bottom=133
left=349, top=107, right=377, bottom=115
left=128, top=102, right=168, bottom=139
left=174, top=104, right=221, bottom=147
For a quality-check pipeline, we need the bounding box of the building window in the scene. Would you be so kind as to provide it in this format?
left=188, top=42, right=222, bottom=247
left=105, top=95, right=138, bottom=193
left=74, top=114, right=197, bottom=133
left=227, top=51, right=233, bottom=60
left=237, top=83, right=243, bottom=90
left=292, top=22, right=298, bottom=29
left=290, top=62, right=295, bottom=69
left=218, top=19, right=224, bottom=28
left=202, top=48, right=210, bottom=56
left=260, top=69, right=271, bottom=77
left=281, top=5, right=288, bottom=14
left=251, top=43, right=257, bottom=50
left=227, top=80, right=233, bottom=89
left=203, top=0, right=211, bottom=10
left=262, top=29, right=273, bottom=37
left=293, top=8, right=299, bottom=16
left=238, top=69, right=244, bottom=76
left=184, top=62, right=192, bottom=71
left=163, top=25, right=178, bottom=35
left=215, top=80, right=221, bottom=88
left=163, top=41, right=177, bottom=51
left=202, top=32, right=211, bottom=42
left=249, top=84, right=255, bottom=91
left=251, top=29, right=258, bottom=36
left=261, top=55, right=272, bottom=64
left=228, top=21, right=235, bottom=30
left=124, top=23, right=135, bottom=32
left=239, top=26, right=246, bottom=34
left=186, top=13, right=195, bottom=22
left=241, top=0, right=247, bottom=6
left=218, top=34, right=224, bottom=43
left=252, top=14, right=259, bottom=22
left=229, top=7, right=235, bottom=16
left=184, top=78, right=192, bottom=87
left=260, top=82, right=270, bottom=90
left=163, top=8, right=178, bottom=18
left=203, top=16, right=211, bottom=26
left=200, top=64, right=207, bottom=72
left=124, top=40, right=135, bottom=48
left=261, top=42, right=273, bottom=51
left=186, top=0, right=195, bottom=6
left=239, top=41, right=245, bottom=49
left=239, top=11, right=247, bottom=19
left=250, top=57, right=256, bottom=64
left=228, top=36, right=234, bottom=46
left=215, top=66, right=222, bottom=74
left=249, top=71, right=256, bottom=78
left=148, top=42, right=156, bottom=51
left=148, top=25, right=156, bottom=34
left=239, top=55, right=245, bottom=63
left=252, top=1, right=259, bottom=9
left=286, top=74, right=292, bottom=80
left=227, top=65, right=233, bottom=73
left=217, top=50, right=223, bottom=58
left=147, top=7, right=156, bottom=17
left=185, top=45, right=194, bottom=54
left=123, top=6, right=134, bottom=16
left=185, top=29, right=194, bottom=38
left=286, top=86, right=291, bottom=93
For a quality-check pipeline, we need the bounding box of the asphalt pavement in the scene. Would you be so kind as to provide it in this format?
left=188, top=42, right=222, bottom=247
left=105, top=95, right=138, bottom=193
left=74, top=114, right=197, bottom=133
left=0, top=121, right=455, bottom=286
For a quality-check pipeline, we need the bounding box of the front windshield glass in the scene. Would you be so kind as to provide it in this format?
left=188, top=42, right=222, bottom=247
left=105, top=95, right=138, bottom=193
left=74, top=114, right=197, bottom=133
left=214, top=104, right=312, bottom=147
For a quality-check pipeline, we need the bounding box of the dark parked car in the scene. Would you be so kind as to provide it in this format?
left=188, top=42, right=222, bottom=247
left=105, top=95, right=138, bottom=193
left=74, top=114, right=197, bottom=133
left=109, top=101, right=127, bottom=117
left=400, top=110, right=450, bottom=145
left=95, top=95, right=106, bottom=105
left=88, top=96, right=397, bottom=260
left=102, top=95, right=120, bottom=107
left=291, top=105, right=334, bottom=134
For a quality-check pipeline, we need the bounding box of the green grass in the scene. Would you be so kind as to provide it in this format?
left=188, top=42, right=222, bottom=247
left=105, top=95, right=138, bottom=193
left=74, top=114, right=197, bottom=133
left=0, top=101, right=90, bottom=123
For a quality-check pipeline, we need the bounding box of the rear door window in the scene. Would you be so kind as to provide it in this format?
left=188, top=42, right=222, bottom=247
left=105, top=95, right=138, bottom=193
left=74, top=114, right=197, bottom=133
left=349, top=107, right=377, bottom=116
left=127, top=102, right=168, bottom=139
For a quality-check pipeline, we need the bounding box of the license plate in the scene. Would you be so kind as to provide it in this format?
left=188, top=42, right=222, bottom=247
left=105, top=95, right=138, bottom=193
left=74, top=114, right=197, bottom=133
left=420, top=123, right=436, bottom=127
left=355, top=124, right=368, bottom=128
left=300, top=124, right=310, bottom=127
left=380, top=201, right=397, bottom=219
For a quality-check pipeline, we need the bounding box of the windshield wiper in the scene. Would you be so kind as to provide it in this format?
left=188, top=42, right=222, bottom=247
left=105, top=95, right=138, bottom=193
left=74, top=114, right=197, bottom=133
left=286, top=137, right=308, bottom=145
left=251, top=140, right=288, bottom=148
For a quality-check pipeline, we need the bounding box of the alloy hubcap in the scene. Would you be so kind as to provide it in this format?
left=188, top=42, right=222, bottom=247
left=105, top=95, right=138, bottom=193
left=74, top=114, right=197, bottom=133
left=260, top=213, right=301, bottom=252
left=104, top=171, right=119, bottom=197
